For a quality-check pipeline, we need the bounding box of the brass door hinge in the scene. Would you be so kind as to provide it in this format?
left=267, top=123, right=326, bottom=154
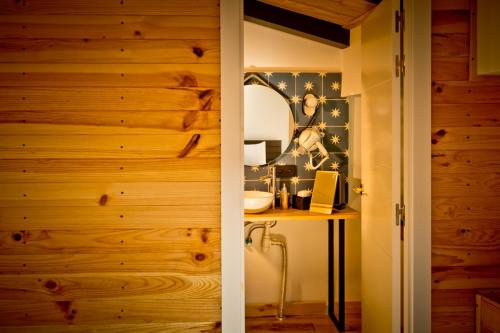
left=395, top=54, right=406, bottom=78
left=395, top=203, right=405, bottom=226
left=395, top=10, right=405, bottom=33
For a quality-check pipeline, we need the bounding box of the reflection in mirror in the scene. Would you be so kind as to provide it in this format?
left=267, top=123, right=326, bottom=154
left=244, top=84, right=294, bottom=166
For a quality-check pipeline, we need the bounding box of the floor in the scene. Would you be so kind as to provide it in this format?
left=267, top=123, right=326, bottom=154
left=246, top=314, right=361, bottom=333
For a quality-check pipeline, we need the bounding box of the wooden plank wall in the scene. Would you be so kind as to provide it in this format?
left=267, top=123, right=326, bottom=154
left=0, top=1, right=221, bottom=332
left=431, top=1, right=500, bottom=332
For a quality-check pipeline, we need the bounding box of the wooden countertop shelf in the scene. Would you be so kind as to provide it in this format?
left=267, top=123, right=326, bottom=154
left=244, top=207, right=360, bottom=222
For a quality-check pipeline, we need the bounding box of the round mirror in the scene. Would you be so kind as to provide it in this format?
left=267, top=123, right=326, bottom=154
left=244, top=84, right=294, bottom=166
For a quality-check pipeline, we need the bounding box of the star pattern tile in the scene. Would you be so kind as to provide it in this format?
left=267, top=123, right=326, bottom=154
left=278, top=81, right=287, bottom=91
left=331, top=107, right=341, bottom=118
left=331, top=81, right=341, bottom=91
left=244, top=71, right=349, bottom=203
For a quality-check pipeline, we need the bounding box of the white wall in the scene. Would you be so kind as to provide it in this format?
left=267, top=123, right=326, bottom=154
left=244, top=21, right=362, bottom=305
left=341, top=27, right=362, bottom=97
left=244, top=21, right=342, bottom=71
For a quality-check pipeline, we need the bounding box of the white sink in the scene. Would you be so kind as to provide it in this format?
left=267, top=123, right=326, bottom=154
left=244, top=191, right=274, bottom=213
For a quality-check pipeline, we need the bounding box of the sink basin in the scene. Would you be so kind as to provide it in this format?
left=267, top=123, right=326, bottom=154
left=244, top=191, right=274, bottom=213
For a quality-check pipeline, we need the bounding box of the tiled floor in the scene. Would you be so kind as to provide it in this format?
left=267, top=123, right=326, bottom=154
left=246, top=314, right=361, bottom=333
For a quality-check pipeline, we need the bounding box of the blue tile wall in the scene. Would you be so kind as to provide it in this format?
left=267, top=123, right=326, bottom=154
left=244, top=72, right=349, bottom=200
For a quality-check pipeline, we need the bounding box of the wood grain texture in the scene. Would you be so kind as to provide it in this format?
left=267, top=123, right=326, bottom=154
left=0, top=273, right=220, bottom=301
left=0, top=39, right=220, bottom=64
left=432, top=289, right=475, bottom=307
left=432, top=290, right=475, bottom=333
left=431, top=127, right=500, bottom=150
left=432, top=33, right=468, bottom=57
left=432, top=150, right=500, bottom=173
left=432, top=104, right=500, bottom=127
left=432, top=310, right=474, bottom=333
left=0, top=15, right=220, bottom=40
left=0, top=63, right=220, bottom=88
left=432, top=196, right=500, bottom=220
left=432, top=248, right=500, bottom=267
left=257, top=0, right=376, bottom=28
left=0, top=110, right=221, bottom=135
left=0, top=228, right=220, bottom=254
left=0, top=134, right=220, bottom=159
left=0, top=158, right=220, bottom=183
left=432, top=57, right=469, bottom=81
left=431, top=172, right=500, bottom=197
left=0, top=0, right=220, bottom=16
left=432, top=219, right=500, bottom=250
left=432, top=10, right=469, bottom=33
left=432, top=266, right=500, bottom=290
left=0, top=0, right=221, bottom=329
left=244, top=207, right=360, bottom=222
left=0, top=87, right=220, bottom=111
left=432, top=0, right=470, bottom=10
left=0, top=298, right=221, bottom=326
left=432, top=81, right=500, bottom=104
left=246, top=314, right=354, bottom=333
left=432, top=5, right=500, bottom=332
left=0, top=205, right=220, bottom=229
left=245, top=301, right=326, bottom=318
left=0, top=182, right=220, bottom=207
left=0, top=252, right=220, bottom=274
left=0, top=322, right=222, bottom=333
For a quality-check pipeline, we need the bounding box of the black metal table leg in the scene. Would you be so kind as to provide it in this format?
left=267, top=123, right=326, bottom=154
left=328, top=218, right=345, bottom=331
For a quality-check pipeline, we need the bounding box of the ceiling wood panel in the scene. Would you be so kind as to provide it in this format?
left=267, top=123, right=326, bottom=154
left=258, top=0, right=378, bottom=28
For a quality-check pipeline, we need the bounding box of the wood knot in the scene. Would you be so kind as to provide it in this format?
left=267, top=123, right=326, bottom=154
left=178, top=134, right=201, bottom=158
left=192, top=47, right=204, bottom=58
left=55, top=301, right=72, bottom=315
left=83, top=38, right=89, bottom=43
left=179, top=74, right=198, bottom=87
left=431, top=129, right=447, bottom=145
left=194, top=253, right=206, bottom=261
left=436, top=86, right=443, bottom=93
left=45, top=280, right=57, bottom=290
left=198, top=89, right=214, bottom=110
left=183, top=110, right=199, bottom=130
left=99, top=194, right=108, bottom=206
left=134, top=30, right=142, bottom=36
left=12, top=233, right=22, bottom=242
left=201, top=228, right=209, bottom=243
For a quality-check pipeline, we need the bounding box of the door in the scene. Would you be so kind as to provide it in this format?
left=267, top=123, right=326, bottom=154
left=360, top=0, right=403, bottom=332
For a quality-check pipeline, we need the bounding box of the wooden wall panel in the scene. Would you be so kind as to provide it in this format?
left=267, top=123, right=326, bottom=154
left=0, top=0, right=220, bottom=16
left=0, top=134, right=220, bottom=159
left=0, top=15, right=220, bottom=40
left=0, top=39, right=220, bottom=64
left=0, top=64, right=221, bottom=88
left=0, top=252, right=221, bottom=275
left=432, top=2, right=500, bottom=332
left=0, top=206, right=220, bottom=229
left=0, top=0, right=221, bottom=331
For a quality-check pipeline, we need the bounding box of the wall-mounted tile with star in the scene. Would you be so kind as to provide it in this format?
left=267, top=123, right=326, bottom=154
left=244, top=71, right=349, bottom=202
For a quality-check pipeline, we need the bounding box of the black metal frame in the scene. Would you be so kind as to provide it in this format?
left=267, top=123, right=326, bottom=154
left=328, top=218, right=345, bottom=331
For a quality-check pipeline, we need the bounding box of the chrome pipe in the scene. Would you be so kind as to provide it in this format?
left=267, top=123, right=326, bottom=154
left=271, top=238, right=287, bottom=320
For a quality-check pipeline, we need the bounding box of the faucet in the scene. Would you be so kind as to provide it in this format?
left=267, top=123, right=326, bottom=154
left=244, top=220, right=276, bottom=246
left=259, top=166, right=276, bottom=209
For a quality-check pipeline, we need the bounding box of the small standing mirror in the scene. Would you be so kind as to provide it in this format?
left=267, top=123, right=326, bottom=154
left=244, top=84, right=294, bottom=166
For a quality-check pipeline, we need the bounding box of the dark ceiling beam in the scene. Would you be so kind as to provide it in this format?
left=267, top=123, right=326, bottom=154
left=244, top=0, right=350, bottom=49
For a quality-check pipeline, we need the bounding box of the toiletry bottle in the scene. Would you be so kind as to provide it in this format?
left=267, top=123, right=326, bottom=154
left=280, top=183, right=289, bottom=210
